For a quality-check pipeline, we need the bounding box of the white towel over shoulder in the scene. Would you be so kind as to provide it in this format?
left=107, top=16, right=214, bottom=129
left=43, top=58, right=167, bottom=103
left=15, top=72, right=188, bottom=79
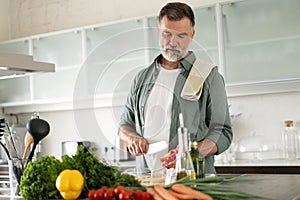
left=180, top=59, right=215, bottom=101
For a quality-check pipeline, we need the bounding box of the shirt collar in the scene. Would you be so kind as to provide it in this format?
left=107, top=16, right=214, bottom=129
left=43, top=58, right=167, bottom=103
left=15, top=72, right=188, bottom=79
left=179, top=51, right=196, bottom=72
left=154, top=51, right=196, bottom=72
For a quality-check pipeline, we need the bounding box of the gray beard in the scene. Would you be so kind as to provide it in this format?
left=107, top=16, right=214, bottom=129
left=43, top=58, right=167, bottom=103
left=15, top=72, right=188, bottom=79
left=161, top=49, right=184, bottom=62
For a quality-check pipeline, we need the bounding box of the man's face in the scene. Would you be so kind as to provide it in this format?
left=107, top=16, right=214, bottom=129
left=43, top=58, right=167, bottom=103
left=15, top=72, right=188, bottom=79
left=158, top=16, right=195, bottom=62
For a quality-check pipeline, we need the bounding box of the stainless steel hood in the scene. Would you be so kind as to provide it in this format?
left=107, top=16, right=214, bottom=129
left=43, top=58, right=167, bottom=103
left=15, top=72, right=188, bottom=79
left=0, top=53, right=55, bottom=79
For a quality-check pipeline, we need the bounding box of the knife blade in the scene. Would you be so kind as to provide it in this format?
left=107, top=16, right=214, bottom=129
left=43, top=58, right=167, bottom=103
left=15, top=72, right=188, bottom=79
left=146, top=141, right=168, bottom=155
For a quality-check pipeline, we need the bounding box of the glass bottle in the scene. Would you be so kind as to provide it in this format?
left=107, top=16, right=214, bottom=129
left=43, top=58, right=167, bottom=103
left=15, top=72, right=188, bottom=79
left=282, top=120, right=298, bottom=160
left=175, top=114, right=196, bottom=180
left=190, top=140, right=205, bottom=179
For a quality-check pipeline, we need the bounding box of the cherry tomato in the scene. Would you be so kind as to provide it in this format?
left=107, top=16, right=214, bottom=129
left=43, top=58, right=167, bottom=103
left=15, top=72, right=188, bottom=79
left=126, top=189, right=134, bottom=196
left=94, top=188, right=105, bottom=200
left=132, top=190, right=143, bottom=200
left=142, top=191, right=153, bottom=200
left=104, top=188, right=115, bottom=200
left=119, top=190, right=131, bottom=200
left=88, top=189, right=96, bottom=200
left=114, top=185, right=126, bottom=196
left=101, top=186, right=108, bottom=190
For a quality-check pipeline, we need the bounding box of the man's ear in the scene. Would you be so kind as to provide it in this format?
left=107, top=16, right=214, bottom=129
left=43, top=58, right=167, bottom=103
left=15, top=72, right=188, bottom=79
left=191, top=29, right=195, bottom=38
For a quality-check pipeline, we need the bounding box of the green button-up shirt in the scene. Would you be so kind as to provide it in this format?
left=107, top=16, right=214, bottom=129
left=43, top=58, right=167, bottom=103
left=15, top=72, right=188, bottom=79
left=119, top=52, right=233, bottom=174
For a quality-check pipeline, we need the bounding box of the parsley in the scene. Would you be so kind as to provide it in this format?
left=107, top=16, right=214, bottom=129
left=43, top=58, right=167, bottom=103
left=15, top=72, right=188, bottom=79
left=19, top=146, right=141, bottom=199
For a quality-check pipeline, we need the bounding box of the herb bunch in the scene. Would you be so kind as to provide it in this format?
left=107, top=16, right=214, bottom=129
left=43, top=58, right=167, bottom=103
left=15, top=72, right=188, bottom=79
left=20, top=146, right=141, bottom=199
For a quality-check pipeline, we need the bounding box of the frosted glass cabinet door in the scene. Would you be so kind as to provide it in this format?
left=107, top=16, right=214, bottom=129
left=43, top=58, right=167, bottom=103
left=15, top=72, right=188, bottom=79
left=0, top=40, right=29, bottom=55
left=222, top=0, right=300, bottom=84
left=85, top=19, right=144, bottom=60
left=32, top=68, right=80, bottom=100
left=33, top=31, right=82, bottom=68
left=193, top=6, right=219, bottom=65
left=95, top=56, right=146, bottom=95
left=146, top=16, right=160, bottom=62
left=0, top=77, right=31, bottom=104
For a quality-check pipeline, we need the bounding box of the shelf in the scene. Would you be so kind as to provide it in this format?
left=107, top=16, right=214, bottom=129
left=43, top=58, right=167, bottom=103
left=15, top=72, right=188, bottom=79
left=226, top=34, right=300, bottom=48
left=226, top=78, right=300, bottom=97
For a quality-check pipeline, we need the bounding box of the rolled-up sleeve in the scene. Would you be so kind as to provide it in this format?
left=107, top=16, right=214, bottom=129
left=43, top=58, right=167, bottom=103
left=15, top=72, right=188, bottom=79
left=205, top=69, right=233, bottom=154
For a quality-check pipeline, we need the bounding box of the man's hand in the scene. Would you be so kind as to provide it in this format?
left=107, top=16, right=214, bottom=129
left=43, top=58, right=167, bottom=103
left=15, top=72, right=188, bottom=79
left=118, top=126, right=149, bottom=156
left=160, top=148, right=178, bottom=169
left=162, top=159, right=176, bottom=169
left=127, top=135, right=148, bottom=156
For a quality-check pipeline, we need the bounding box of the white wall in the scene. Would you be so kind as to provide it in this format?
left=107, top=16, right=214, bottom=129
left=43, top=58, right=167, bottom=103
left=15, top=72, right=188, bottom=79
left=2, top=0, right=300, bottom=162
left=8, top=0, right=221, bottom=39
left=228, top=92, right=300, bottom=160
left=0, top=0, right=10, bottom=41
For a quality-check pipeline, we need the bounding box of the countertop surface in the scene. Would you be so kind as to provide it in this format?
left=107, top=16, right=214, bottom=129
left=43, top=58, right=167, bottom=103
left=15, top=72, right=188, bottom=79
left=223, top=174, right=300, bottom=200
left=215, top=159, right=300, bottom=166
left=1, top=174, right=300, bottom=200
left=116, top=159, right=300, bottom=168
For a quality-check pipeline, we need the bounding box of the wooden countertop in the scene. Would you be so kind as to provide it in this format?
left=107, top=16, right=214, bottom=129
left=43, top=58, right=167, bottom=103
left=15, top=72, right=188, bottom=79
left=222, top=174, right=300, bottom=200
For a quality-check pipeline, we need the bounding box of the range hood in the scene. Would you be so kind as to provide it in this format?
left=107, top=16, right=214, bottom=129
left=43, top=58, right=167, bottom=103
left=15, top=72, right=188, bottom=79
left=0, top=53, right=55, bottom=79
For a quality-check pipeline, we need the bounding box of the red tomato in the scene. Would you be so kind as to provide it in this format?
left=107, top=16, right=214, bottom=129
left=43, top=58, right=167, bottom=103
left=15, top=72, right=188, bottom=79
left=88, top=189, right=96, bottom=200
left=114, top=185, right=126, bottom=196
left=94, top=188, right=105, bottom=200
left=126, top=189, right=134, bottom=196
left=142, top=191, right=153, bottom=200
left=132, top=190, right=143, bottom=200
left=104, top=188, right=115, bottom=200
left=119, top=190, right=131, bottom=200
left=101, top=186, right=108, bottom=190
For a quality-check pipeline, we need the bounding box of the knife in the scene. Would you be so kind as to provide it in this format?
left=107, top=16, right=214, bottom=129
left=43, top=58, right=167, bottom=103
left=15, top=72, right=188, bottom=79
left=146, top=141, right=168, bottom=155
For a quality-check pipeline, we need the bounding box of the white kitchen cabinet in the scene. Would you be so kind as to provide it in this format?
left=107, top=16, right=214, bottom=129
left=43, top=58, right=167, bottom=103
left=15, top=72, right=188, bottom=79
left=193, top=5, right=219, bottom=66
left=222, top=0, right=300, bottom=84
left=0, top=76, right=31, bottom=105
left=0, top=39, right=29, bottom=55
left=0, top=39, right=32, bottom=105
left=32, top=67, right=81, bottom=100
left=85, top=19, right=144, bottom=57
left=146, top=16, right=160, bottom=62
left=0, top=0, right=300, bottom=111
left=82, top=18, right=146, bottom=96
left=32, top=30, right=82, bottom=69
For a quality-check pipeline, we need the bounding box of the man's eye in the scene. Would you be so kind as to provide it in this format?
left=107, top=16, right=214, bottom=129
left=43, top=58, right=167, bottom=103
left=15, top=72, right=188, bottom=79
left=162, top=32, right=172, bottom=37
left=178, top=34, right=186, bottom=39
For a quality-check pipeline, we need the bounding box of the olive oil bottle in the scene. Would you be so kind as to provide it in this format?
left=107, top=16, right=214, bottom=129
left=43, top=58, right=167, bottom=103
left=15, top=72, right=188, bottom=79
left=190, top=140, right=205, bottom=178
left=175, top=113, right=196, bottom=181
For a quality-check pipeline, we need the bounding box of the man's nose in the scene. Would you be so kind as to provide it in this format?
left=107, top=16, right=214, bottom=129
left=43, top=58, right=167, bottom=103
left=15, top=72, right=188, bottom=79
left=169, top=34, right=178, bottom=47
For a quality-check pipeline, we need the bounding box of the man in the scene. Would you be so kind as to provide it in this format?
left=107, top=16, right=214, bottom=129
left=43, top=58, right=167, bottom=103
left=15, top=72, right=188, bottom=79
left=118, top=2, right=232, bottom=174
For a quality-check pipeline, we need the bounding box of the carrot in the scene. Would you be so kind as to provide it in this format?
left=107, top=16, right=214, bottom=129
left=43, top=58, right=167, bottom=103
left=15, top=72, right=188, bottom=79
left=154, top=184, right=179, bottom=200
left=168, top=190, right=193, bottom=200
left=146, top=187, right=164, bottom=200
left=171, top=184, right=213, bottom=200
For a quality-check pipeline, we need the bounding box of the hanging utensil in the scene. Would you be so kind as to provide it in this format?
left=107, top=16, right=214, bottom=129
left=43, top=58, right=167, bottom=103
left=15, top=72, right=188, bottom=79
left=0, top=118, right=12, bottom=160
left=0, top=119, right=19, bottom=159
left=24, top=117, right=50, bottom=168
left=22, top=132, right=34, bottom=164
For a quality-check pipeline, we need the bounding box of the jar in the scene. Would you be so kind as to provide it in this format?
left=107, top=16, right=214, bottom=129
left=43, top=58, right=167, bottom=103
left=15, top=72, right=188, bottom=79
left=282, top=120, right=298, bottom=160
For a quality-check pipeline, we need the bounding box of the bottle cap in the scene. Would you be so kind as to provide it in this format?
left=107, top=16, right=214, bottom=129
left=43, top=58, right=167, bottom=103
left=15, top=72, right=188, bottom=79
left=284, top=120, right=293, bottom=127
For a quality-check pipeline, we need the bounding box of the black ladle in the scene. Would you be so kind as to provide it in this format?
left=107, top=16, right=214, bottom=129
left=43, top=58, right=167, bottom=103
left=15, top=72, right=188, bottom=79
left=24, top=118, right=50, bottom=167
